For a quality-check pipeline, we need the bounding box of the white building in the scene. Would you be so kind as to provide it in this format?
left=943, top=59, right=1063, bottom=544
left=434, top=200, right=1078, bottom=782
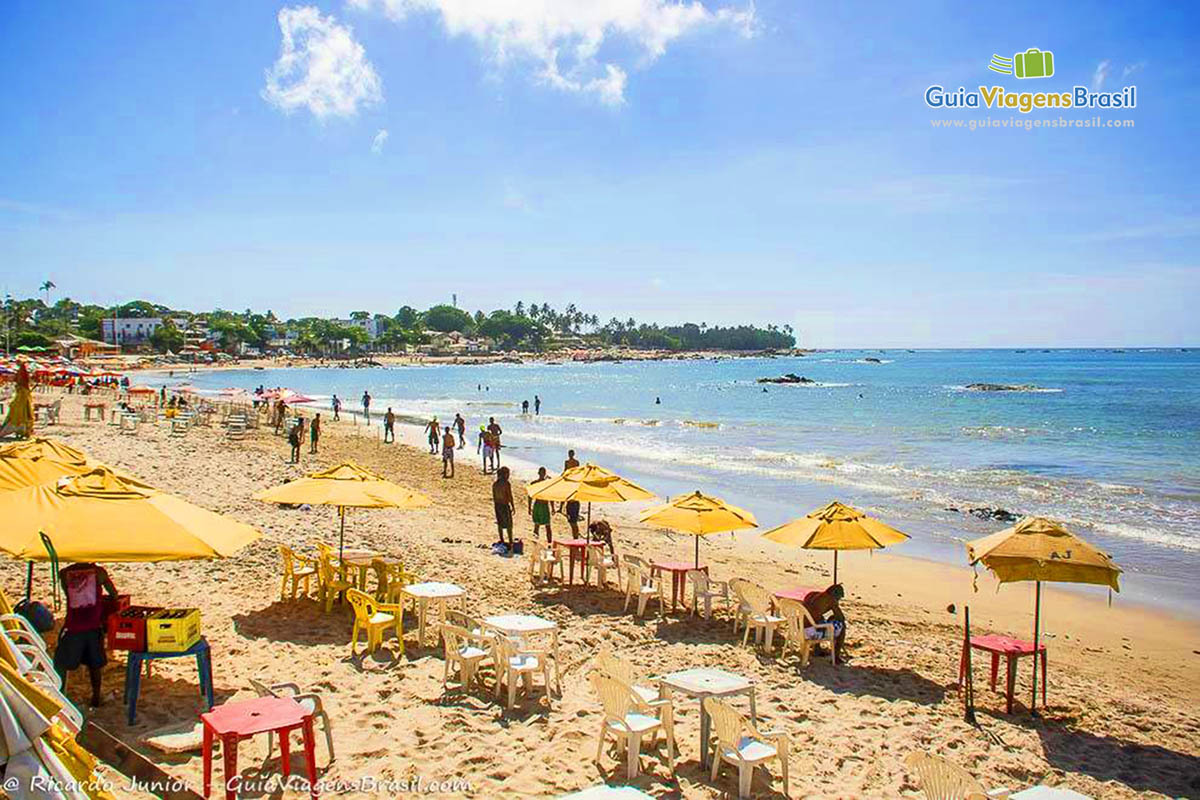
left=100, top=317, right=189, bottom=345
left=336, top=317, right=384, bottom=341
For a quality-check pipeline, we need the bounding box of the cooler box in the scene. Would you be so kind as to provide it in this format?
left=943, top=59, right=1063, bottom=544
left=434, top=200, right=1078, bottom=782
left=146, top=608, right=201, bottom=653
left=106, top=606, right=162, bottom=652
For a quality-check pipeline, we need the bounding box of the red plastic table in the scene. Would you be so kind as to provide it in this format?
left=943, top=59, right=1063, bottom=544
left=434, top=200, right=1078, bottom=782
left=959, top=633, right=1047, bottom=714
left=773, top=586, right=821, bottom=604
left=201, top=696, right=318, bottom=799
left=652, top=562, right=706, bottom=612
left=555, top=539, right=593, bottom=584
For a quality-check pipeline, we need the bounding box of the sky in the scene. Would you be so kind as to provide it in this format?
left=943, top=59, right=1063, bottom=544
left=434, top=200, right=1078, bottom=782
left=1, top=0, right=1197, bottom=347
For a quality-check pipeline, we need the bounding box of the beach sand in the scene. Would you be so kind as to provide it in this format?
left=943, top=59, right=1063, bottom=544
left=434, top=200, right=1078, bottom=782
left=6, top=393, right=1199, bottom=799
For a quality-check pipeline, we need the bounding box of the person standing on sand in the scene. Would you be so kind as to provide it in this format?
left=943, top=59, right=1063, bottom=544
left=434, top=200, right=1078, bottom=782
left=478, top=426, right=495, bottom=474
left=454, top=413, right=466, bottom=449
left=528, top=467, right=553, bottom=543
left=288, top=417, right=303, bottom=463
left=331, top=394, right=341, bottom=421
left=534, top=395, right=541, bottom=415
left=563, top=449, right=581, bottom=535
left=384, top=408, right=396, bottom=443
left=426, top=416, right=440, bottom=453
left=55, top=562, right=119, bottom=707
left=487, top=417, right=503, bottom=467
left=492, top=467, right=515, bottom=551
left=361, top=390, right=371, bottom=422
left=310, top=413, right=321, bottom=454
left=442, top=425, right=456, bottom=478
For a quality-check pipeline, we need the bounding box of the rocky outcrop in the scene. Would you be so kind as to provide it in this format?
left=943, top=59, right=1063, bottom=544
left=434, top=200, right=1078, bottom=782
left=757, top=373, right=816, bottom=384
left=965, top=383, right=1042, bottom=392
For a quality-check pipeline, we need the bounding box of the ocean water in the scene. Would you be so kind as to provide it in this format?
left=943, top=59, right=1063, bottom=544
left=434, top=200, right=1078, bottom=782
left=161, top=349, right=1200, bottom=613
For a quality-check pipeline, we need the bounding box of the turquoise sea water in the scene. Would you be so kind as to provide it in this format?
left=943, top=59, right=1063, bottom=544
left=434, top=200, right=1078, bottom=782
left=160, top=349, right=1200, bottom=613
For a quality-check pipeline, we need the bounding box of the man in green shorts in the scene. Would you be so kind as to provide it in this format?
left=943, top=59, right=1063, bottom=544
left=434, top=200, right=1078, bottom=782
left=528, top=466, right=553, bottom=543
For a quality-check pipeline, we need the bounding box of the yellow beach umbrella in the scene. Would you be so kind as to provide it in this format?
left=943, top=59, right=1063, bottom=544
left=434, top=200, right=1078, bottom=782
left=528, top=463, right=655, bottom=531
left=254, top=462, right=431, bottom=559
left=967, top=516, right=1121, bottom=713
left=640, top=490, right=758, bottom=567
left=0, top=467, right=261, bottom=562
left=761, top=500, right=909, bottom=584
left=0, top=438, right=98, bottom=492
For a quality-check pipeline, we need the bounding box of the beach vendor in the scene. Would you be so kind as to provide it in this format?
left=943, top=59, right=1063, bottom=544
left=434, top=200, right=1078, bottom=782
left=55, top=562, right=119, bottom=707
left=802, top=584, right=848, bottom=664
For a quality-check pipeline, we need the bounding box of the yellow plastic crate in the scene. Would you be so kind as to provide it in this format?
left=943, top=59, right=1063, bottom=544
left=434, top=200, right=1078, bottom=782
left=146, top=608, right=201, bottom=653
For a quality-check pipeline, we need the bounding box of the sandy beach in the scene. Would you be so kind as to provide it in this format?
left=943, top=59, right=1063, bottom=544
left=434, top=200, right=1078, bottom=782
left=5, top=392, right=1199, bottom=799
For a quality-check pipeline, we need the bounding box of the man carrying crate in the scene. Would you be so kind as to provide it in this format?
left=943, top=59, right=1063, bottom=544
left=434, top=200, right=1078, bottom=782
left=55, top=562, right=120, bottom=707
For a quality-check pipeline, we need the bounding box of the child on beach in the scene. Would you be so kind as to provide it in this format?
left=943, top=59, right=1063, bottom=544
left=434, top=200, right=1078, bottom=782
left=331, top=394, right=341, bottom=421
left=529, top=467, right=553, bottom=543
left=492, top=467, right=515, bottom=551
left=310, top=413, right=321, bottom=453
left=478, top=426, right=495, bottom=474
left=361, top=390, right=371, bottom=422
left=288, top=417, right=303, bottom=463
left=442, top=425, right=456, bottom=478
left=454, top=413, right=466, bottom=448
left=426, top=416, right=439, bottom=453
left=487, top=417, right=503, bottom=466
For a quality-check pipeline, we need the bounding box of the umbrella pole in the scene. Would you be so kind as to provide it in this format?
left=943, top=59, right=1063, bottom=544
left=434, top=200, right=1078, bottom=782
left=1031, top=580, right=1041, bottom=715
left=338, top=506, right=346, bottom=562
left=587, top=502, right=592, bottom=530
left=695, top=536, right=700, bottom=569
left=833, top=551, right=838, bottom=585
left=24, top=561, right=32, bottom=603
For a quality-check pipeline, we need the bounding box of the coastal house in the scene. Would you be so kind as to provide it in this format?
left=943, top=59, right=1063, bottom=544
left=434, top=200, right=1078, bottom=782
left=100, top=316, right=190, bottom=347
left=418, top=331, right=494, bottom=356
left=335, top=317, right=385, bottom=341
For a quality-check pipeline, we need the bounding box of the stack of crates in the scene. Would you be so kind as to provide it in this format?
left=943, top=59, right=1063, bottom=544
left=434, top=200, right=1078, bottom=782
left=107, top=606, right=161, bottom=652
left=146, top=608, right=202, bottom=652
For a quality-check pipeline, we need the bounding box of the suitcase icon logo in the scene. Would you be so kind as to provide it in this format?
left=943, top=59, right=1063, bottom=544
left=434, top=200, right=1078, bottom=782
left=989, top=48, right=1055, bottom=79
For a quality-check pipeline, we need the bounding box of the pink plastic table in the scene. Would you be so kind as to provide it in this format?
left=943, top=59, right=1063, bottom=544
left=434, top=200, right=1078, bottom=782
left=773, top=586, right=821, bottom=604
left=201, top=696, right=317, bottom=799
left=555, top=539, right=593, bottom=584
left=652, top=562, right=706, bottom=611
left=959, top=633, right=1047, bottom=714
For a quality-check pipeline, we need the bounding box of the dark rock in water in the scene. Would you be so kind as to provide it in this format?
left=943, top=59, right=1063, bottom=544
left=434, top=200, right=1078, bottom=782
left=862, top=357, right=883, bottom=363
left=967, top=507, right=1019, bottom=523
left=965, top=383, right=1042, bottom=392
left=757, top=373, right=816, bottom=384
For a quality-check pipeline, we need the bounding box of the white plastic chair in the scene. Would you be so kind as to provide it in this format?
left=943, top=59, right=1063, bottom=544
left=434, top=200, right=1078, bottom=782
left=738, top=582, right=785, bottom=652
left=527, top=539, right=564, bottom=584
left=591, top=673, right=676, bottom=780
left=777, top=598, right=837, bottom=667
left=494, top=635, right=556, bottom=711
left=622, top=564, right=664, bottom=618
left=705, top=696, right=789, bottom=798
left=905, top=752, right=1011, bottom=800
left=440, top=623, right=494, bottom=695
left=595, top=648, right=660, bottom=705
left=250, top=678, right=335, bottom=763
left=688, top=570, right=730, bottom=619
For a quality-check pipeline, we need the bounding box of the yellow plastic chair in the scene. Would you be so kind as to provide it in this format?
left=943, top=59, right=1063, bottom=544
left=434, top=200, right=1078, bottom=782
left=904, top=752, right=1011, bottom=800
left=777, top=598, right=837, bottom=667
left=318, top=555, right=354, bottom=613
left=345, top=588, right=404, bottom=656
left=728, top=577, right=754, bottom=636
left=278, top=545, right=317, bottom=600
left=704, top=696, right=789, bottom=799
left=372, top=558, right=416, bottom=603
left=440, top=623, right=494, bottom=695
left=688, top=569, right=731, bottom=619
left=595, top=648, right=661, bottom=705
left=527, top=539, right=564, bottom=584
left=739, top=582, right=785, bottom=652
left=622, top=564, right=664, bottom=618
left=494, top=634, right=555, bottom=711
left=590, top=673, right=676, bottom=781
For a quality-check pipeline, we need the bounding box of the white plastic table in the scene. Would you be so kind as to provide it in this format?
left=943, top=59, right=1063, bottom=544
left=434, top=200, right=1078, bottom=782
left=658, top=667, right=757, bottom=769
left=482, top=614, right=561, bottom=686
left=1011, top=788, right=1093, bottom=800
left=401, top=582, right=466, bottom=646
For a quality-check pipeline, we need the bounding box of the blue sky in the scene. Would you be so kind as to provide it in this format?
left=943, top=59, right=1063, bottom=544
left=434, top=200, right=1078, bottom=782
left=1, top=0, right=1197, bottom=346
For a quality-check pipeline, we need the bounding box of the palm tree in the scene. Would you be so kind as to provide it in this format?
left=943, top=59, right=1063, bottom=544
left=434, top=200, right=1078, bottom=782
left=40, top=280, right=55, bottom=306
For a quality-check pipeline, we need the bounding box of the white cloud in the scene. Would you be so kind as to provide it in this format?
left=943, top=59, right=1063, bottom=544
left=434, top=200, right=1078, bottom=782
left=348, top=0, right=754, bottom=105
left=263, top=6, right=383, bottom=119
left=1091, top=59, right=1111, bottom=90
left=371, top=128, right=389, bottom=153
left=1122, top=62, right=1145, bottom=79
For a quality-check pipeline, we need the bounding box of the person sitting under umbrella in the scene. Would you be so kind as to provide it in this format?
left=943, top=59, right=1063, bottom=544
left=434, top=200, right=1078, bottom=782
left=802, top=584, right=848, bottom=664
left=55, top=561, right=120, bottom=707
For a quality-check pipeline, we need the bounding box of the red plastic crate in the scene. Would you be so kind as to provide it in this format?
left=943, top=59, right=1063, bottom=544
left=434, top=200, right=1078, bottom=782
left=106, top=606, right=162, bottom=652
